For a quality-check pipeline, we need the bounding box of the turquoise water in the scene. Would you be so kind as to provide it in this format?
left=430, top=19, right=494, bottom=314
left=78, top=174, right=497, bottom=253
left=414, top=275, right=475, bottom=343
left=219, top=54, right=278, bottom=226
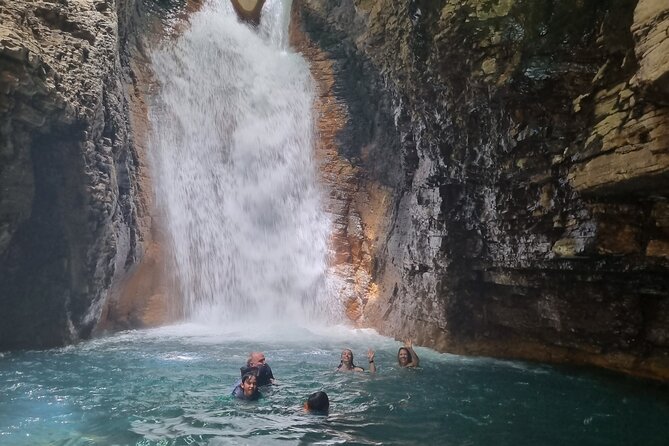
left=1, top=324, right=668, bottom=445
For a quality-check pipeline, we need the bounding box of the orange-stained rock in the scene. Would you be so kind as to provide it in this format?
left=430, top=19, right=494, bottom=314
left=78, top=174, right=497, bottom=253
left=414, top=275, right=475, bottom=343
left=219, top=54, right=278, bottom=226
left=647, top=240, right=669, bottom=258
left=345, top=298, right=362, bottom=321
left=96, top=44, right=180, bottom=332
left=289, top=3, right=391, bottom=325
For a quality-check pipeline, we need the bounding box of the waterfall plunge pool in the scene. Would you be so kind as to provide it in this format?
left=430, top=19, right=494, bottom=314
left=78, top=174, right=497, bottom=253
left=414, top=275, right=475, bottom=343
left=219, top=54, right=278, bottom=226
left=6, top=1, right=667, bottom=443
left=1, top=324, right=668, bottom=445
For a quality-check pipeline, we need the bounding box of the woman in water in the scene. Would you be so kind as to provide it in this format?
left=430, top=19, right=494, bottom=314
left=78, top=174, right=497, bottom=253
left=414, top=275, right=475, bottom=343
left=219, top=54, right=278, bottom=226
left=336, top=348, right=376, bottom=373
left=397, top=339, right=420, bottom=368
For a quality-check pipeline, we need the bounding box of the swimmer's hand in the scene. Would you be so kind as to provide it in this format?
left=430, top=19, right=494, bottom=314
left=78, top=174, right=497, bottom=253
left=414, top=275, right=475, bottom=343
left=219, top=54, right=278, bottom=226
left=367, top=348, right=376, bottom=373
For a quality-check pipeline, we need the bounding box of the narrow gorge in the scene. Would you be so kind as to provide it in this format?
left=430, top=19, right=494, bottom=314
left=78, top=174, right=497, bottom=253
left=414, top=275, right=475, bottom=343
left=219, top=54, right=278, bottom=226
left=1, top=0, right=669, bottom=383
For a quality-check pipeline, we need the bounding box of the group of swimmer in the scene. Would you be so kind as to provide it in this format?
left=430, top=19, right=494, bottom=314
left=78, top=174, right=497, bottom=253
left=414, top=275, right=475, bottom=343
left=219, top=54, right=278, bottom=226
left=232, top=340, right=420, bottom=412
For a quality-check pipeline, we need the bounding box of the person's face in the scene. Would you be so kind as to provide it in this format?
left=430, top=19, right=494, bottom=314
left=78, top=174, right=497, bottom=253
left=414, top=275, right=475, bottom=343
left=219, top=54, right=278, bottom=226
left=398, top=349, right=410, bottom=365
left=251, top=353, right=266, bottom=368
left=241, top=375, right=257, bottom=396
left=341, top=349, right=353, bottom=364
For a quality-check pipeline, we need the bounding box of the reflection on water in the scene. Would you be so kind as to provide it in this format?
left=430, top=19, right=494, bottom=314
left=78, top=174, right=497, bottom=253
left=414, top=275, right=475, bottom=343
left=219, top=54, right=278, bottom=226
left=1, top=325, right=669, bottom=445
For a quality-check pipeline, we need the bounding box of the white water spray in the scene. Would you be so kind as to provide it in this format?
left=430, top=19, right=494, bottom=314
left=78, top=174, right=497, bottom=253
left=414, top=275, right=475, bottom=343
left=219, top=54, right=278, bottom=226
left=148, top=0, right=337, bottom=327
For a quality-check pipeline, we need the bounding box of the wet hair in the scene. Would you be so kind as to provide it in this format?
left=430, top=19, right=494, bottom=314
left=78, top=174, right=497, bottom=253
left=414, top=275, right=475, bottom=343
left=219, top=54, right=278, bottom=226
left=306, top=391, right=329, bottom=413
left=337, top=349, right=357, bottom=370
left=397, top=347, right=412, bottom=364
left=241, top=371, right=257, bottom=384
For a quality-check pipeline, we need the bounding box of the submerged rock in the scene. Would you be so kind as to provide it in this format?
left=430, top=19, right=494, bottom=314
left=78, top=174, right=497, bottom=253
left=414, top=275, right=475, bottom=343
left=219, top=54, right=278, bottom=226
left=292, top=0, right=669, bottom=380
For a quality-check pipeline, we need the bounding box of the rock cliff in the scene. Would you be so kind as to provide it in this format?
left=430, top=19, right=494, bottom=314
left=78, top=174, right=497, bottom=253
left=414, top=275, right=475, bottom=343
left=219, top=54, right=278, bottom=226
left=292, top=0, right=669, bottom=380
left=0, top=0, right=172, bottom=349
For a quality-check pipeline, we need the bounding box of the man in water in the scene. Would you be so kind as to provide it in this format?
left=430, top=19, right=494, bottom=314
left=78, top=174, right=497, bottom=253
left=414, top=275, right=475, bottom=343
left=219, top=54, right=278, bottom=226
left=232, top=372, right=261, bottom=400
left=240, top=351, right=275, bottom=386
left=304, top=391, right=329, bottom=414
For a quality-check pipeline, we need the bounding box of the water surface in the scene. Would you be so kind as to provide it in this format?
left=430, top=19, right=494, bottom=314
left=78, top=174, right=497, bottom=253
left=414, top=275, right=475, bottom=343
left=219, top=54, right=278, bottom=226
left=2, top=325, right=668, bottom=445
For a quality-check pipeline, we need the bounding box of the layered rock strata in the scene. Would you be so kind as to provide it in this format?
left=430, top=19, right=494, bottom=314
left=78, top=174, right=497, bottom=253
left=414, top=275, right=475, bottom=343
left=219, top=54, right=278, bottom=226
left=0, top=0, right=173, bottom=349
left=293, top=0, right=669, bottom=380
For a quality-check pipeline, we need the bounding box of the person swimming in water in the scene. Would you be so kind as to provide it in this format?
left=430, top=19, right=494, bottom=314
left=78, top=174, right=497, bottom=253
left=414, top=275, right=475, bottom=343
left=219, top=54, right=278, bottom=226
left=240, top=351, right=275, bottom=386
left=397, top=339, right=420, bottom=368
left=336, top=348, right=376, bottom=373
left=232, top=371, right=262, bottom=401
left=304, top=391, right=329, bottom=414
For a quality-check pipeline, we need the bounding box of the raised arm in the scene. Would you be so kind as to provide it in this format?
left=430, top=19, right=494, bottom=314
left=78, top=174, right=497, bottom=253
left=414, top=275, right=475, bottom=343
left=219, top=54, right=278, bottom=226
left=367, top=348, right=376, bottom=373
left=404, top=340, right=420, bottom=367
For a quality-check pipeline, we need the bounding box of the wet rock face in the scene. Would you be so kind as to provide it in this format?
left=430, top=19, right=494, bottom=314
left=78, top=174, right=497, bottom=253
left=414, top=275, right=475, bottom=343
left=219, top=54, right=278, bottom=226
left=0, top=0, right=143, bottom=349
left=289, top=3, right=401, bottom=320
left=295, top=0, right=669, bottom=378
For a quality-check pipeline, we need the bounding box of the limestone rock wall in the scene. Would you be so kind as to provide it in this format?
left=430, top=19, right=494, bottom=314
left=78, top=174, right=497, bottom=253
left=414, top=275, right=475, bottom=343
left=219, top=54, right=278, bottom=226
left=294, top=0, right=669, bottom=379
left=289, top=4, right=396, bottom=322
left=0, top=0, right=160, bottom=349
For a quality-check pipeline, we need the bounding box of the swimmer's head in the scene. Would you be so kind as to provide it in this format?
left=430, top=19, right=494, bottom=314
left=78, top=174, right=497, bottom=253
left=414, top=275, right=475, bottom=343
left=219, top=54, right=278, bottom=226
left=304, top=391, right=329, bottom=413
left=398, top=347, right=411, bottom=366
left=241, top=372, right=258, bottom=397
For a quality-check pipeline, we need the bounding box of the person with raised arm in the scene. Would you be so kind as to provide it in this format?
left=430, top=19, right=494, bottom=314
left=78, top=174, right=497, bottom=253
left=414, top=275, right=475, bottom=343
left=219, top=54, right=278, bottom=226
left=336, top=348, right=376, bottom=373
left=397, top=339, right=420, bottom=368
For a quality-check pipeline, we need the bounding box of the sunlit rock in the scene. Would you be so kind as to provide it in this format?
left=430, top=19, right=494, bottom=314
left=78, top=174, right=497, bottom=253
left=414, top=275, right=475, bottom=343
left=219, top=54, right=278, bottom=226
left=631, top=0, right=669, bottom=97
left=230, top=0, right=267, bottom=27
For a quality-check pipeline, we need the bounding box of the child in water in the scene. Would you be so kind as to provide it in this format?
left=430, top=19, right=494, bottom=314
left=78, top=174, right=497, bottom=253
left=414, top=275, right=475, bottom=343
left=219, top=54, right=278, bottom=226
left=232, top=372, right=262, bottom=401
left=304, top=391, right=329, bottom=414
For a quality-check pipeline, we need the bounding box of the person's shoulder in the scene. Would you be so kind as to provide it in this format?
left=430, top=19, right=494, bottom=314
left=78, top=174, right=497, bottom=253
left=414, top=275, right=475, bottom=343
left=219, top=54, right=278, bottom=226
left=232, top=385, right=243, bottom=398
left=354, top=366, right=364, bottom=372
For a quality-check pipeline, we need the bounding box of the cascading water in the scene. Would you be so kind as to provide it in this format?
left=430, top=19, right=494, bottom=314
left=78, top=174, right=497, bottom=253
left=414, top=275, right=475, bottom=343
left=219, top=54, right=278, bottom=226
left=149, top=0, right=336, bottom=327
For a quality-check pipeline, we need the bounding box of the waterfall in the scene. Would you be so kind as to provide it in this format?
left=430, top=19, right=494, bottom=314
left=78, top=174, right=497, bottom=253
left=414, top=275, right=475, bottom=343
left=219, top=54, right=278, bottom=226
left=148, top=0, right=336, bottom=328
